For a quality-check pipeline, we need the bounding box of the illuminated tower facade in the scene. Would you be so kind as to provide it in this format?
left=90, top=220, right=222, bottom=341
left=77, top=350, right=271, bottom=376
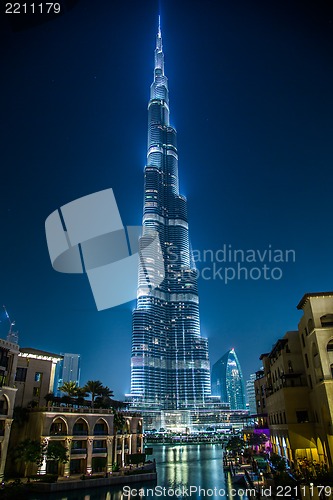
left=130, top=20, right=211, bottom=410
left=54, top=353, right=81, bottom=397
left=211, top=348, right=246, bottom=410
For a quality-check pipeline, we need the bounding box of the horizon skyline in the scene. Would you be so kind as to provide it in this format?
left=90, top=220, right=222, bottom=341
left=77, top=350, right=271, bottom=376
left=1, top=0, right=333, bottom=399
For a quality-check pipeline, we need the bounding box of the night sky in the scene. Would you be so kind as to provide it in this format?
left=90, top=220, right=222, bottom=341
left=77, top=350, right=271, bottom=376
left=1, top=0, right=333, bottom=398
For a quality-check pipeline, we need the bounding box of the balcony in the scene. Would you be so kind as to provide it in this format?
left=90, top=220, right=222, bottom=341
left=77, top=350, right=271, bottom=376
left=317, top=376, right=333, bottom=384
left=29, top=407, right=141, bottom=416
left=71, top=448, right=87, bottom=455
left=50, top=430, right=67, bottom=436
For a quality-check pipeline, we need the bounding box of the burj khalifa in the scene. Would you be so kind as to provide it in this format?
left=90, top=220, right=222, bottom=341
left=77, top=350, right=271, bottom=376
left=130, top=19, right=211, bottom=412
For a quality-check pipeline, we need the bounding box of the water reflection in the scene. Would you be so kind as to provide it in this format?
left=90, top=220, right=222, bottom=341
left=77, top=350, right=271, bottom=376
left=28, top=444, right=247, bottom=500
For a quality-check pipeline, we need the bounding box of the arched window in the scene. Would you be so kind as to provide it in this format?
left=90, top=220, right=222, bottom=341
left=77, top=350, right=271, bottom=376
left=321, top=314, right=333, bottom=328
left=124, top=420, right=130, bottom=434
left=0, top=395, right=9, bottom=416
left=313, top=343, right=324, bottom=383
left=308, top=318, right=314, bottom=333
left=327, top=340, right=333, bottom=352
left=73, top=418, right=88, bottom=436
left=50, top=417, right=68, bottom=436
left=93, top=419, right=109, bottom=436
left=326, top=340, right=333, bottom=371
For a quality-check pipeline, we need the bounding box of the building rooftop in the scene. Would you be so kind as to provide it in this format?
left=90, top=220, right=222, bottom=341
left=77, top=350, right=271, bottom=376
left=297, top=292, right=333, bottom=310
left=19, top=347, right=63, bottom=360
left=269, top=338, right=288, bottom=358
left=0, top=337, right=20, bottom=352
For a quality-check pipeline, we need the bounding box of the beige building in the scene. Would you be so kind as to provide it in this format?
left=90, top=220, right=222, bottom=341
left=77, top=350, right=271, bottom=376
left=15, top=348, right=63, bottom=408
left=255, top=292, right=333, bottom=470
left=0, top=337, right=19, bottom=480
left=297, top=292, right=333, bottom=467
left=259, top=331, right=315, bottom=466
left=5, top=345, right=144, bottom=477
left=14, top=407, right=143, bottom=476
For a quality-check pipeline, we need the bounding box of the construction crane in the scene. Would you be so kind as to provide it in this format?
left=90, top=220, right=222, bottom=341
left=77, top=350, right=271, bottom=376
left=3, top=305, right=18, bottom=344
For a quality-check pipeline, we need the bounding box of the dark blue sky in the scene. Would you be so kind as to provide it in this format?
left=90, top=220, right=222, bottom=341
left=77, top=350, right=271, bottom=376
left=1, top=0, right=333, bottom=398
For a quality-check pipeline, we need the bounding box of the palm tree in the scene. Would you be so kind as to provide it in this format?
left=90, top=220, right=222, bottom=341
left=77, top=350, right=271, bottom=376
left=109, top=399, right=128, bottom=410
left=76, top=387, right=88, bottom=406
left=59, top=381, right=79, bottom=397
left=94, top=385, right=115, bottom=409
left=83, top=380, right=103, bottom=408
left=100, top=386, right=114, bottom=398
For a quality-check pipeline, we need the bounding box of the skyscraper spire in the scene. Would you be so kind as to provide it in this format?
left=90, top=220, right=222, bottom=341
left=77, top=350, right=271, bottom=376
left=154, top=14, right=165, bottom=78
left=130, top=20, right=211, bottom=414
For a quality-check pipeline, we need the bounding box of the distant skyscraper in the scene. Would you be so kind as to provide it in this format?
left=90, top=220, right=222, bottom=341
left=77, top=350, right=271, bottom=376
left=6, top=330, right=18, bottom=345
left=54, top=353, right=80, bottom=396
left=246, top=373, right=257, bottom=414
left=211, top=349, right=246, bottom=410
left=129, top=19, right=211, bottom=410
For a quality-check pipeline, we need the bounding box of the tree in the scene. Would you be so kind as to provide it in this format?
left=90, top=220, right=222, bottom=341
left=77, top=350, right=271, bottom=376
left=248, top=432, right=268, bottom=448
left=113, top=409, right=126, bottom=434
left=226, top=436, right=244, bottom=456
left=83, top=380, right=104, bottom=408
left=59, top=381, right=79, bottom=397
left=12, top=406, right=30, bottom=427
left=270, top=453, right=286, bottom=472
left=44, top=392, right=56, bottom=407
left=46, top=441, right=69, bottom=470
left=14, top=439, right=46, bottom=477
left=61, top=395, right=73, bottom=406
left=94, top=385, right=114, bottom=409
left=76, top=387, right=88, bottom=406
left=109, top=399, right=128, bottom=410
left=100, top=386, right=114, bottom=399
left=94, top=395, right=111, bottom=409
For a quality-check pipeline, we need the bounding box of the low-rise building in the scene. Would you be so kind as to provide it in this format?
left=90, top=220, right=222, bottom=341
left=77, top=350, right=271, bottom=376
left=255, top=292, right=333, bottom=470
left=0, top=338, right=19, bottom=480
left=297, top=292, right=333, bottom=468
left=259, top=331, right=315, bottom=466
left=15, top=348, right=63, bottom=408
left=13, top=407, right=143, bottom=476
left=4, top=345, right=144, bottom=477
